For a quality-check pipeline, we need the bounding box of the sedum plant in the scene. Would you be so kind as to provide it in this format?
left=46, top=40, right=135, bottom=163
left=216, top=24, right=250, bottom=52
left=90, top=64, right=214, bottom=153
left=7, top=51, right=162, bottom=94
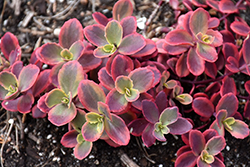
left=0, top=0, right=250, bottom=166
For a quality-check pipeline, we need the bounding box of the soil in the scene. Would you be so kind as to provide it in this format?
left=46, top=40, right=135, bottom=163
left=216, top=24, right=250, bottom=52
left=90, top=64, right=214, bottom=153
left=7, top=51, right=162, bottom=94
left=0, top=0, right=250, bottom=167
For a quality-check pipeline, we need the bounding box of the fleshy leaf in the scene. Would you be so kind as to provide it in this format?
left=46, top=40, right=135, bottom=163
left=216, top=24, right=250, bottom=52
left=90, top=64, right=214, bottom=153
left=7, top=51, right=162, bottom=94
left=219, top=0, right=238, bottom=14
left=165, top=29, right=193, bottom=46
left=196, top=42, right=218, bottom=62
left=128, top=118, right=148, bottom=136
left=113, top=0, right=133, bottom=21
left=215, top=93, right=238, bottom=117
left=142, top=123, right=156, bottom=147
left=176, top=53, right=189, bottom=77
left=74, top=140, right=93, bottom=160
left=230, top=21, right=250, bottom=36
left=104, top=114, right=130, bottom=145
left=0, top=71, right=18, bottom=90
left=18, top=64, right=40, bottom=92
left=159, top=106, right=178, bottom=125
left=118, top=33, right=146, bottom=55
left=124, top=88, right=140, bottom=102
left=32, top=69, right=51, bottom=97
left=175, top=151, right=197, bottom=167
left=129, top=68, right=154, bottom=93
left=69, top=41, right=85, bottom=60
left=175, top=93, right=193, bottom=105
left=142, top=100, right=160, bottom=124
left=85, top=112, right=103, bottom=124
left=205, top=136, right=226, bottom=155
left=0, top=32, right=20, bottom=59
left=189, top=130, right=205, bottom=156
left=58, top=61, right=85, bottom=97
left=120, top=16, right=137, bottom=37
left=92, top=12, right=109, bottom=26
left=153, top=127, right=166, bottom=141
left=98, top=67, right=115, bottom=90
left=78, top=80, right=106, bottom=113
left=106, top=89, right=128, bottom=112
left=105, top=20, right=123, bottom=46
left=187, top=47, right=205, bottom=76
left=2, top=98, right=19, bottom=112
left=59, top=18, right=84, bottom=49
left=227, top=120, right=250, bottom=139
left=168, top=117, right=193, bottom=135
left=0, top=85, right=9, bottom=100
left=17, top=93, right=34, bottom=113
left=190, top=8, right=209, bottom=35
left=132, top=39, right=157, bottom=57
left=243, top=34, right=250, bottom=64
left=61, top=130, right=78, bottom=148
left=48, top=103, right=77, bottom=126
left=98, top=102, right=112, bottom=121
left=84, top=24, right=108, bottom=46
left=39, top=43, right=63, bottom=65
left=192, top=97, right=214, bottom=118
left=115, top=75, right=133, bottom=94
left=45, top=89, right=67, bottom=108
left=81, top=122, right=104, bottom=142
left=94, top=47, right=115, bottom=58
left=111, top=54, right=133, bottom=80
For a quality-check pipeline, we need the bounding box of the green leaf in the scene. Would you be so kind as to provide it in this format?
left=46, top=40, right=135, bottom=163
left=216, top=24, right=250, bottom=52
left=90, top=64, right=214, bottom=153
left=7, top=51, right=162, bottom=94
left=0, top=71, right=18, bottom=90
left=115, top=75, right=133, bottom=94
left=85, top=112, right=103, bottom=124
left=81, top=122, right=104, bottom=142
left=175, top=93, right=193, bottom=105
left=105, top=20, right=123, bottom=46
left=74, top=140, right=93, bottom=160
left=160, top=106, right=178, bottom=125
left=45, top=89, right=67, bottom=108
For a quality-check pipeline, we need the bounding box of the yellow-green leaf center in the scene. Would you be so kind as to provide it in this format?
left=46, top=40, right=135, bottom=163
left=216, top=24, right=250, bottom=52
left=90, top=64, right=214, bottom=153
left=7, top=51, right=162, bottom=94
left=201, top=34, right=214, bottom=44
left=60, top=49, right=73, bottom=60
left=223, top=117, right=235, bottom=131
left=6, top=85, right=18, bottom=97
left=125, top=87, right=131, bottom=97
left=103, top=44, right=116, bottom=53
left=200, top=150, right=214, bottom=164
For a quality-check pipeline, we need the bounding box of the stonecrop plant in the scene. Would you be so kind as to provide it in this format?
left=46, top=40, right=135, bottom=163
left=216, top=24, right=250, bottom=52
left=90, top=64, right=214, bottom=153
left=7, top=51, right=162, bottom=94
left=0, top=0, right=250, bottom=166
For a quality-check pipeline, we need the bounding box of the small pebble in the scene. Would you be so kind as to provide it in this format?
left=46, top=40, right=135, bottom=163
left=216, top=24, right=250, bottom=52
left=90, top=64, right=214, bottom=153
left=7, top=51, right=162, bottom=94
left=226, top=146, right=230, bottom=151
left=24, top=128, right=28, bottom=133
left=89, top=155, right=94, bottom=159
left=137, top=17, right=147, bottom=30
left=47, top=134, right=52, bottom=140
left=53, top=28, right=61, bottom=37
left=158, top=164, right=163, bottom=167
left=8, top=119, right=14, bottom=124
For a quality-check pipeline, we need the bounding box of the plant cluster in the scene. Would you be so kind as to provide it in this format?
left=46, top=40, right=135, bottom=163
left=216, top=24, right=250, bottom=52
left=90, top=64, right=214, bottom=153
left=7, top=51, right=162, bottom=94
left=0, top=0, right=250, bottom=166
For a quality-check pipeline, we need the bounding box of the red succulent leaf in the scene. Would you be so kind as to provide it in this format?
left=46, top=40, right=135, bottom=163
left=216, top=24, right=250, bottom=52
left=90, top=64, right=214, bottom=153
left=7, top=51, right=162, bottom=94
left=98, top=67, right=115, bottom=90
left=228, top=119, right=250, bottom=139
left=189, top=130, right=205, bottom=156
left=17, top=93, right=34, bottom=113
left=244, top=80, right=250, bottom=94
left=48, top=103, right=77, bottom=126
left=92, top=12, right=109, bottom=26
left=156, top=39, right=168, bottom=54
left=205, top=136, right=226, bottom=156
left=0, top=32, right=20, bottom=60
left=37, top=93, right=51, bottom=113
left=216, top=93, right=238, bottom=117
left=2, top=98, right=19, bottom=112
left=78, top=80, right=106, bottom=113
left=226, top=57, right=239, bottom=73
left=208, top=17, right=220, bottom=29
left=118, top=33, right=146, bottom=55
left=8, top=48, right=21, bottom=65
left=128, top=118, right=148, bottom=136
left=220, top=76, right=237, bottom=96
left=106, top=89, right=128, bottom=112
left=220, top=30, right=235, bottom=44
left=230, top=21, right=250, bottom=36
left=50, top=62, right=64, bottom=87
left=147, top=66, right=161, bottom=87
left=192, top=97, right=214, bottom=118
left=190, top=8, right=209, bottom=35
left=243, top=34, right=250, bottom=64
left=223, top=42, right=239, bottom=60
left=211, top=157, right=226, bottom=167
left=165, top=29, right=193, bottom=46
left=111, top=54, right=133, bottom=80
left=39, top=43, right=64, bottom=65
left=98, top=102, right=112, bottom=121
left=142, top=100, right=160, bottom=124
left=120, top=16, right=137, bottom=37
left=32, top=69, right=51, bottom=97
left=187, top=47, right=205, bottom=76
left=206, top=0, right=220, bottom=10
left=175, top=93, right=193, bottom=105
left=192, top=0, right=207, bottom=7
left=83, top=24, right=108, bottom=46
left=58, top=61, right=85, bottom=98
left=132, top=39, right=157, bottom=58
left=82, top=121, right=104, bottom=142
left=59, top=18, right=84, bottom=49
left=18, top=64, right=40, bottom=92
left=176, top=145, right=192, bottom=157
left=129, top=67, right=154, bottom=93
left=69, top=41, right=85, bottom=60
left=244, top=100, right=250, bottom=119
left=196, top=42, right=218, bottom=63
left=219, top=0, right=238, bottom=14
left=104, top=114, right=130, bottom=145
left=74, top=140, right=93, bottom=160
left=77, top=51, right=102, bottom=71
left=61, top=130, right=78, bottom=148
left=155, top=91, right=168, bottom=113
left=168, top=117, right=193, bottom=135
left=175, top=151, right=197, bottom=167
left=131, top=92, right=153, bottom=110
left=45, top=89, right=67, bottom=108
left=163, top=43, right=190, bottom=55
left=113, top=0, right=133, bottom=21
left=142, top=123, right=156, bottom=147
left=32, top=105, right=47, bottom=118
left=206, top=29, right=223, bottom=47
left=176, top=53, right=189, bottom=77
left=205, top=62, right=217, bottom=79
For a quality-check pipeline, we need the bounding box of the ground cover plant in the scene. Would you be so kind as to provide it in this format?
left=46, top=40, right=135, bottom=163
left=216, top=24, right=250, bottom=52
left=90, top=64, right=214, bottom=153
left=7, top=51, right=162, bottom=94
left=0, top=0, right=250, bottom=166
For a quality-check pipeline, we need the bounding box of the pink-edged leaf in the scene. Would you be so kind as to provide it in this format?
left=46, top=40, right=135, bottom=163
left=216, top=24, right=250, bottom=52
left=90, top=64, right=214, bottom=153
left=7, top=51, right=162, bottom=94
left=17, top=93, right=34, bottom=113
left=37, top=93, right=51, bottom=113
left=228, top=120, right=250, bottom=139
left=142, top=100, right=160, bottom=124
left=205, top=62, right=217, bottom=79
left=163, top=43, right=190, bottom=55
left=0, top=32, right=20, bottom=59
left=153, top=127, right=166, bottom=141
left=106, top=89, right=128, bottom=112
left=175, top=93, right=193, bottom=105
left=216, top=109, right=227, bottom=129
left=49, top=62, right=64, bottom=87
left=187, top=47, right=205, bottom=76
left=111, top=54, right=133, bottom=80
left=190, top=8, right=209, bottom=35
left=192, top=97, right=214, bottom=118
left=168, top=117, right=193, bottom=135
left=9, top=48, right=21, bottom=65
left=32, top=69, right=51, bottom=97
left=74, top=140, right=93, bottom=160
left=205, top=136, right=226, bottom=155
left=220, top=76, right=236, bottom=96
left=105, top=20, right=123, bottom=46
left=78, top=51, right=102, bottom=71
left=245, top=80, right=250, bottom=94
left=93, top=47, right=114, bottom=58
left=223, top=42, right=239, bottom=60
left=0, top=85, right=9, bottom=100
left=216, top=93, right=238, bottom=117
left=113, top=0, right=133, bottom=21
left=82, top=121, right=104, bottom=142
left=197, top=156, right=211, bottom=167
left=226, top=56, right=239, bottom=73
left=159, top=106, right=178, bottom=125
left=10, top=61, right=23, bottom=78
left=192, top=0, right=207, bottom=7
left=210, top=119, right=225, bottom=137
left=92, top=12, right=109, bottom=26
left=165, top=29, right=193, bottom=46
left=189, top=130, right=205, bottom=156
left=156, top=39, right=168, bottom=54
left=132, top=92, right=153, bottom=110
left=244, top=100, right=250, bottom=119
left=243, top=35, right=250, bottom=64
left=206, top=0, right=219, bottom=10
left=196, top=42, right=218, bottom=62
left=176, top=145, right=192, bottom=157
left=59, top=18, right=84, bottom=49
left=61, top=130, right=78, bottom=148
left=175, top=151, right=197, bottom=167
left=219, top=0, right=238, bottom=14
left=176, top=53, right=189, bottom=77
left=39, top=43, right=63, bottom=64
left=32, top=105, right=47, bottom=118
left=98, top=67, right=115, bottom=90
left=203, top=129, right=219, bottom=142
left=208, top=17, right=220, bottom=29
left=104, top=114, right=130, bottom=145
left=155, top=91, right=168, bottom=113
left=124, top=88, right=140, bottom=102
left=18, top=64, right=40, bottom=92
left=78, top=80, right=106, bottom=113
left=206, top=29, right=223, bottom=47
left=118, top=33, right=146, bottom=55
left=120, top=16, right=137, bottom=37
left=84, top=24, right=108, bottom=46
left=147, top=66, right=161, bottom=87
left=69, top=40, right=85, bottom=60
left=98, top=102, right=112, bottom=121
left=115, top=75, right=133, bottom=94
left=2, top=98, right=19, bottom=112
left=211, top=157, right=225, bottom=167
left=0, top=71, right=18, bottom=90
left=142, top=123, right=156, bottom=147
left=45, top=89, right=67, bottom=108
left=129, top=67, right=154, bottom=93
left=128, top=118, right=148, bottom=136
left=48, top=102, right=77, bottom=126
left=230, top=21, right=250, bottom=36
left=132, top=39, right=157, bottom=58
left=58, top=61, right=85, bottom=97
